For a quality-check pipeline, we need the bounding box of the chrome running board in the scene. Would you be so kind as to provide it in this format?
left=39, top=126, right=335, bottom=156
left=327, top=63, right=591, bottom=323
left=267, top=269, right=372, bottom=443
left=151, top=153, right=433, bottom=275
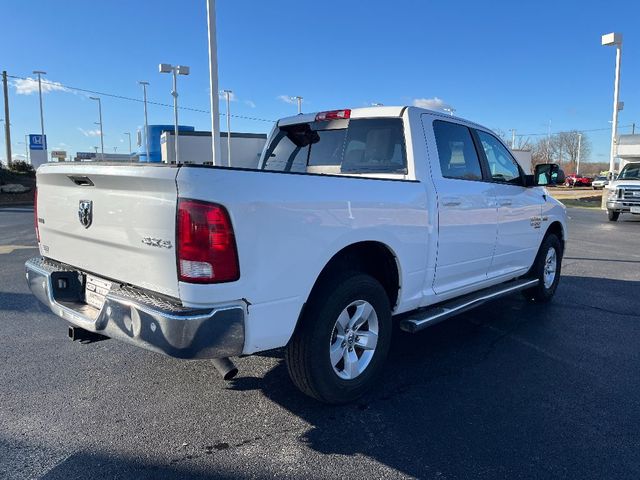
left=399, top=278, right=539, bottom=333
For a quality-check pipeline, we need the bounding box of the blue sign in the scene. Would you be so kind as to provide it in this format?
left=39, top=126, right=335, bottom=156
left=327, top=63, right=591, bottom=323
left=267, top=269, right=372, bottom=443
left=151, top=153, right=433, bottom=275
left=29, top=134, right=47, bottom=151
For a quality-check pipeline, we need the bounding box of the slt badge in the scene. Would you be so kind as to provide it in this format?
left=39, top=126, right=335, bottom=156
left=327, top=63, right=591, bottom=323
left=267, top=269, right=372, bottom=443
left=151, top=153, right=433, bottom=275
left=78, top=200, right=93, bottom=229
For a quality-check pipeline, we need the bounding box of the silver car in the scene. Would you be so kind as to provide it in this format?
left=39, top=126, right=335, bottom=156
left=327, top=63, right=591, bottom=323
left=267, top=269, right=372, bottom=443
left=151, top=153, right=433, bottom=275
left=592, top=175, right=609, bottom=190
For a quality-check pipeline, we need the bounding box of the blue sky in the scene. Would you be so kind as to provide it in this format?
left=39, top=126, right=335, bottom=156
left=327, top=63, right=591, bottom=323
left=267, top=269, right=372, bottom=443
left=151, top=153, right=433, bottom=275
left=2, top=0, right=639, bottom=162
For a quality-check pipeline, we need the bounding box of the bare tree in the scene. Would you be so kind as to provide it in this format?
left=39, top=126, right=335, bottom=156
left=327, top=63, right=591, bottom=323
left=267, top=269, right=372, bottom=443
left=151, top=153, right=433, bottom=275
left=550, top=131, right=591, bottom=173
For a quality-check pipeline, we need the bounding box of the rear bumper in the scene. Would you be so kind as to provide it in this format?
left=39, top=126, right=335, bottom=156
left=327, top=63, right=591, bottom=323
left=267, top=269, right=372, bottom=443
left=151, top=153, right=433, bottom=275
left=25, top=257, right=246, bottom=359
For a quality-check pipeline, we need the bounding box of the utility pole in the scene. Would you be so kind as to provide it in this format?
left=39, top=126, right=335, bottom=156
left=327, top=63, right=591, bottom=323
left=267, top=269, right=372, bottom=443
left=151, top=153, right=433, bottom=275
left=2, top=71, right=12, bottom=168
left=206, top=0, right=222, bottom=166
left=510, top=129, right=516, bottom=149
left=576, top=133, right=582, bottom=176
left=292, top=96, right=303, bottom=114
left=223, top=89, right=232, bottom=166
left=632, top=122, right=636, bottom=135
left=547, top=120, right=551, bottom=163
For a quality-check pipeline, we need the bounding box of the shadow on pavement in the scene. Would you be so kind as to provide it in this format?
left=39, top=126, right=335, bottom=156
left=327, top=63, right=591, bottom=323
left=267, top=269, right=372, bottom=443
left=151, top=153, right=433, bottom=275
left=0, top=291, right=47, bottom=313
left=230, top=275, right=640, bottom=479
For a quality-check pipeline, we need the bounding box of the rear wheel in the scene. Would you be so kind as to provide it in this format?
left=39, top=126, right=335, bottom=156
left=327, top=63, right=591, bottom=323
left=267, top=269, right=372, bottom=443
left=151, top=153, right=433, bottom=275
left=522, top=233, right=562, bottom=303
left=608, top=210, right=620, bottom=222
left=285, top=272, right=392, bottom=404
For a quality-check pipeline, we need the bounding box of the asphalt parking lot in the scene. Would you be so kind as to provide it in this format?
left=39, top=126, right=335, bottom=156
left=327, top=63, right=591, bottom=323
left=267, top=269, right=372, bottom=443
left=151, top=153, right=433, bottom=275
left=1, top=206, right=639, bottom=480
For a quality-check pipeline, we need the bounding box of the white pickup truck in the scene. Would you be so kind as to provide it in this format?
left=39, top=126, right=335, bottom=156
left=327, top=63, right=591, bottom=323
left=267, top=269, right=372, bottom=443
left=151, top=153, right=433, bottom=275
left=605, top=162, right=640, bottom=221
left=26, top=106, right=567, bottom=403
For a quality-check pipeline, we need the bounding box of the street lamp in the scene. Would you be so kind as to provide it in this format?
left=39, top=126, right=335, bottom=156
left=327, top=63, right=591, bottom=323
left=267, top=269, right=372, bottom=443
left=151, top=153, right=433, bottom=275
left=159, top=63, right=190, bottom=164
left=222, top=89, right=233, bottom=166
left=443, top=107, right=456, bottom=116
left=576, top=133, right=582, bottom=176
left=89, top=96, right=104, bottom=160
left=207, top=0, right=222, bottom=166
left=123, top=132, right=131, bottom=154
left=32, top=71, right=46, bottom=151
left=138, top=81, right=150, bottom=161
left=602, top=32, right=623, bottom=176
left=291, top=96, right=303, bottom=114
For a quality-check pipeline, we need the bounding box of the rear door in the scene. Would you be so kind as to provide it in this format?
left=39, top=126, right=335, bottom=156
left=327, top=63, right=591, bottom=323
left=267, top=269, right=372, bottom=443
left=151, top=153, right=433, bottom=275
left=426, top=118, right=498, bottom=294
left=473, top=129, right=544, bottom=277
left=36, top=164, right=181, bottom=298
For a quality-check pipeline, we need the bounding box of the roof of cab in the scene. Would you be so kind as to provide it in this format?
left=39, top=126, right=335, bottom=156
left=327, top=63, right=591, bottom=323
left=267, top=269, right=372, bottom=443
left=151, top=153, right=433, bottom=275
left=276, top=105, right=488, bottom=131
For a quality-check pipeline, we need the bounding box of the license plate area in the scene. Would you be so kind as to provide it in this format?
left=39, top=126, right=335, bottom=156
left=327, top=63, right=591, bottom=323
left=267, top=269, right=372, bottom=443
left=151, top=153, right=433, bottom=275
left=85, top=274, right=112, bottom=310
left=631, top=206, right=640, bottom=214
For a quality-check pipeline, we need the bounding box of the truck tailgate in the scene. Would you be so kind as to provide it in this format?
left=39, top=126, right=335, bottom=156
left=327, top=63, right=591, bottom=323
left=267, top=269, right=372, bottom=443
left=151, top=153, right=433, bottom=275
left=36, top=163, right=181, bottom=298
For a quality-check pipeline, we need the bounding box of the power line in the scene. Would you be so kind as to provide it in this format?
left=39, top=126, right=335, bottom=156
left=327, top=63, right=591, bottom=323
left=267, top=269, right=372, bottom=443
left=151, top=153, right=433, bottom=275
left=6, top=73, right=275, bottom=123
left=515, top=124, right=634, bottom=137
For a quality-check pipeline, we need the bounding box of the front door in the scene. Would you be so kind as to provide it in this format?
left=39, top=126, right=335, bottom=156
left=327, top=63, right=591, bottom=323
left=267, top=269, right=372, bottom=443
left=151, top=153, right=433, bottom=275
left=474, top=130, right=544, bottom=277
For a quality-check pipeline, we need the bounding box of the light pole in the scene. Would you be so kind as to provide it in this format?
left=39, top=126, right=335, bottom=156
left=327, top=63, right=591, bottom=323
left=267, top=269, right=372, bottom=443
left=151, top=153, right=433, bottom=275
left=207, top=0, right=222, bottom=166
left=159, top=63, right=190, bottom=164
left=89, top=96, right=104, bottom=160
left=292, top=96, right=303, bottom=114
left=32, top=71, right=46, bottom=152
left=576, top=133, right=582, bottom=175
left=222, top=89, right=232, bottom=166
left=138, top=81, right=151, bottom=161
left=602, top=32, right=623, bottom=176
left=510, top=129, right=517, bottom=149
left=443, top=107, right=456, bottom=116
left=123, top=132, right=131, bottom=154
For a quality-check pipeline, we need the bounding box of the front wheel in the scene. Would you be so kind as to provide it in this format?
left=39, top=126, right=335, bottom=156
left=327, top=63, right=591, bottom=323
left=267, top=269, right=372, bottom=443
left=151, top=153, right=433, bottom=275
left=522, top=234, right=562, bottom=303
left=285, top=273, right=392, bottom=404
left=608, top=210, right=620, bottom=222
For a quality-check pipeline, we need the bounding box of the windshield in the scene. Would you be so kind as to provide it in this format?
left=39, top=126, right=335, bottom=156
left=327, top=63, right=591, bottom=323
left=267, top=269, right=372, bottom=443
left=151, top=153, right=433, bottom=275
left=618, top=164, right=640, bottom=180
left=261, top=118, right=407, bottom=175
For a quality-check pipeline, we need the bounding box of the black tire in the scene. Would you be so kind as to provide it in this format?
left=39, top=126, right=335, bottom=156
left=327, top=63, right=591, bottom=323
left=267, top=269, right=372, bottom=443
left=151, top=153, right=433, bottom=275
left=522, top=233, right=563, bottom=303
left=608, top=210, right=620, bottom=222
left=285, top=272, right=392, bottom=404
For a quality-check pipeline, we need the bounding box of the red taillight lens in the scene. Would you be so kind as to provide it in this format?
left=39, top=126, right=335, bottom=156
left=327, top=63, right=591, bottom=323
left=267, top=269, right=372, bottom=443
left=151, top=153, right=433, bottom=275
left=315, top=109, right=351, bottom=122
left=34, top=187, right=40, bottom=243
left=176, top=199, right=240, bottom=284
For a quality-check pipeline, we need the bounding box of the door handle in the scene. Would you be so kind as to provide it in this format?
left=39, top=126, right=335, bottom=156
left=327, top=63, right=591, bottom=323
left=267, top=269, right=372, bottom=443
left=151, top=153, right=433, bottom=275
left=499, top=199, right=512, bottom=207
left=442, top=199, right=461, bottom=207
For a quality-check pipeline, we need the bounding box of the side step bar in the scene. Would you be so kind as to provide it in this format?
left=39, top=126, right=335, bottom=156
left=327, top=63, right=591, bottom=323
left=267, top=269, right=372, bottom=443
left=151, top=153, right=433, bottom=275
left=399, top=278, right=539, bottom=333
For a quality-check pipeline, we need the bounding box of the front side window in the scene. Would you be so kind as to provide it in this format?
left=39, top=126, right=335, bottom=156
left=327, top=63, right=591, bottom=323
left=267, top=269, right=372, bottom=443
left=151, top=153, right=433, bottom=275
left=433, top=120, right=483, bottom=181
left=261, top=118, right=407, bottom=175
left=476, top=131, right=522, bottom=184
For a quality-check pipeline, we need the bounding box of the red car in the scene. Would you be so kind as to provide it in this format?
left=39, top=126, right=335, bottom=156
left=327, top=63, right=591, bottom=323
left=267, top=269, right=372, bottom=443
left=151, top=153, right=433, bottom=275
left=564, top=174, right=592, bottom=187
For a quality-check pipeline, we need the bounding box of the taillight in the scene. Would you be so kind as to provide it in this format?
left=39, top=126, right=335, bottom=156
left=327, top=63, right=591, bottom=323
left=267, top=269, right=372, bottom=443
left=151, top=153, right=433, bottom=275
left=34, top=187, right=40, bottom=243
left=176, top=199, right=240, bottom=284
left=315, top=109, right=351, bottom=122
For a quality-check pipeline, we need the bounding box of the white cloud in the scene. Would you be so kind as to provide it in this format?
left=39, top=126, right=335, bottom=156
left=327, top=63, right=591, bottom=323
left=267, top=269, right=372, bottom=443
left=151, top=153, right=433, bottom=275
left=77, top=127, right=102, bottom=137
left=277, top=95, right=297, bottom=104
left=244, top=100, right=256, bottom=108
left=14, top=77, right=68, bottom=95
left=219, top=91, right=237, bottom=101
left=412, top=97, right=453, bottom=112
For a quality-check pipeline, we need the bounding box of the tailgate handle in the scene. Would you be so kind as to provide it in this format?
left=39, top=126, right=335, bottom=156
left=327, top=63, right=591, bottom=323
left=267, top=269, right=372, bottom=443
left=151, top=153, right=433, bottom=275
left=68, top=176, right=94, bottom=186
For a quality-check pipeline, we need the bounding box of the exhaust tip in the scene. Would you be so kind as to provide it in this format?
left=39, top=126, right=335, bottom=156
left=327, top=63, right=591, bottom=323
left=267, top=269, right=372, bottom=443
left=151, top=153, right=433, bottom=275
left=212, top=357, right=238, bottom=381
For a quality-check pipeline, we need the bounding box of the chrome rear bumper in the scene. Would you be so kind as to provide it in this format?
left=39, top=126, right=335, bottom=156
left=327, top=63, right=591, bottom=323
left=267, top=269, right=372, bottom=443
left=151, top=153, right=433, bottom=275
left=25, top=257, right=245, bottom=359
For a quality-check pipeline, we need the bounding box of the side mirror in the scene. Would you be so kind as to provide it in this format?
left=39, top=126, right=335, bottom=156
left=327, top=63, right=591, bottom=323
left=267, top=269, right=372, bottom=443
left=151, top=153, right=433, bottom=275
left=532, top=163, right=565, bottom=186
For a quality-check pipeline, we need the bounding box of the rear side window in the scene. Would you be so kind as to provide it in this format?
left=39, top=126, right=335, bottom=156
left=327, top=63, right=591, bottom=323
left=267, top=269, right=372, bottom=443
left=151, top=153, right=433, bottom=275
left=261, top=118, right=407, bottom=175
left=433, top=120, right=483, bottom=181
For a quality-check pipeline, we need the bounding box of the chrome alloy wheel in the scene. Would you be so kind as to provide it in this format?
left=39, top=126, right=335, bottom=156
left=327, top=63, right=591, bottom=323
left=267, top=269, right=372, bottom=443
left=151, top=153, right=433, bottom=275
left=329, top=300, right=379, bottom=380
left=543, top=247, right=557, bottom=289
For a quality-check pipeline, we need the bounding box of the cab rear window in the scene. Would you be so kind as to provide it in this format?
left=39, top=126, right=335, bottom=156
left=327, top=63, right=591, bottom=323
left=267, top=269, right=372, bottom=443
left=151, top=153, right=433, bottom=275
left=261, top=118, right=407, bottom=175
